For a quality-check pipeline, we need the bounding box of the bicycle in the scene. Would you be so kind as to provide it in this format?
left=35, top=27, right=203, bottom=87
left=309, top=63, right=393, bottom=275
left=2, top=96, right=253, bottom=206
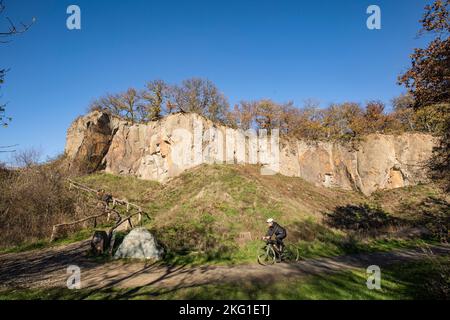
left=257, top=239, right=299, bottom=265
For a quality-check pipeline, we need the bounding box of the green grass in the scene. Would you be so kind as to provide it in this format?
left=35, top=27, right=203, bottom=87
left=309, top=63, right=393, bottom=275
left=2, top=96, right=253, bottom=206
left=2, top=257, right=447, bottom=300
left=296, top=238, right=437, bottom=260
left=75, top=172, right=160, bottom=206
left=158, top=237, right=436, bottom=268
left=2, top=166, right=445, bottom=266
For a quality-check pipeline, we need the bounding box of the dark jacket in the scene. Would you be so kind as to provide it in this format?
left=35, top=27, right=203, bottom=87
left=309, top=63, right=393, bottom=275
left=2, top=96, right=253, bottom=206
left=266, top=222, right=286, bottom=238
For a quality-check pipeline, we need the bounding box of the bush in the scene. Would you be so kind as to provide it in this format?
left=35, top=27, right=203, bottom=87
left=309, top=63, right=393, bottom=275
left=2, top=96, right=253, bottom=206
left=287, top=219, right=336, bottom=242
left=325, top=204, right=400, bottom=232
left=153, top=214, right=235, bottom=259
left=0, top=154, right=96, bottom=247
left=421, top=247, right=450, bottom=300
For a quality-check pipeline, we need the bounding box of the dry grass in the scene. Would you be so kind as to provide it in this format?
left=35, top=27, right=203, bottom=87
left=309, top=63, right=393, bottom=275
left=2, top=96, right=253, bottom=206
left=4, top=162, right=447, bottom=259
left=0, top=156, right=98, bottom=248
left=76, top=164, right=447, bottom=261
left=75, top=164, right=368, bottom=258
left=77, top=164, right=367, bottom=237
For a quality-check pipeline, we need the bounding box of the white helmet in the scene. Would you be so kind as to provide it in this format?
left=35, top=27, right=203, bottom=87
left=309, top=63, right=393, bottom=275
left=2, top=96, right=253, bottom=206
left=266, top=218, right=274, bottom=223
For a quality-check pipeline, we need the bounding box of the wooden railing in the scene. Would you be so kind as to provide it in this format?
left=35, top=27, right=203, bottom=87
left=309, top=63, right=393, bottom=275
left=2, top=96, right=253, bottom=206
left=49, top=179, right=151, bottom=241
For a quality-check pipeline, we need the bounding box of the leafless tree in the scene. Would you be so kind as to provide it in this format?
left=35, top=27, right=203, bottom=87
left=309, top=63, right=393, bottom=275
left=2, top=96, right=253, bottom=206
left=13, top=148, right=41, bottom=168
left=141, top=80, right=170, bottom=121
left=0, top=1, right=35, bottom=41
left=172, top=78, right=229, bottom=121
left=0, top=0, right=35, bottom=145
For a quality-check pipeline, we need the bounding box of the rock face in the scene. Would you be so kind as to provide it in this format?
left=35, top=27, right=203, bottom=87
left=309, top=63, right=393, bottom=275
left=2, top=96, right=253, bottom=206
left=114, top=227, right=163, bottom=260
left=65, top=111, right=121, bottom=173
left=65, top=111, right=436, bottom=195
left=280, top=134, right=435, bottom=195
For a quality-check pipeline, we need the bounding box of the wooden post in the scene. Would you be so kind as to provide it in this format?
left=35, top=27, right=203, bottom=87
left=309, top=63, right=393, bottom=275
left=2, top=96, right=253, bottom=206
left=106, top=203, right=111, bottom=222
left=50, top=225, right=58, bottom=242
left=62, top=179, right=152, bottom=236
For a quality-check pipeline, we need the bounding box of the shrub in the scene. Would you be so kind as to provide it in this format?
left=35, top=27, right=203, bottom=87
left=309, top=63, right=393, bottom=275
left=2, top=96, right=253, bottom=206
left=153, top=214, right=235, bottom=259
left=0, top=154, right=96, bottom=247
left=325, top=204, right=400, bottom=232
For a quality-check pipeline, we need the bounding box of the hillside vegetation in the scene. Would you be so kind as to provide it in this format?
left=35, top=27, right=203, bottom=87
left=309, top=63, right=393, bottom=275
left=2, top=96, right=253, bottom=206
left=74, top=164, right=448, bottom=265
left=0, top=158, right=98, bottom=248
left=1, top=161, right=447, bottom=260
left=1, top=163, right=448, bottom=301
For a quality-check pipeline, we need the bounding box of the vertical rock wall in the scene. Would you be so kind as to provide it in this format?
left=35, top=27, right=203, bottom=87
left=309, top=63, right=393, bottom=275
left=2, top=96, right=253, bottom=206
left=65, top=111, right=435, bottom=195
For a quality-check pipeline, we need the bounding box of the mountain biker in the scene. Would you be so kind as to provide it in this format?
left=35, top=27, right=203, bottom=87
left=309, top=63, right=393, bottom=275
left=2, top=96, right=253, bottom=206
left=262, top=218, right=286, bottom=253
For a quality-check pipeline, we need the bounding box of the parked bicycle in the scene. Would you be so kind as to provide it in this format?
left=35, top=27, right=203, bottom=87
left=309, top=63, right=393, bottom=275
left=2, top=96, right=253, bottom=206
left=257, top=239, right=299, bottom=265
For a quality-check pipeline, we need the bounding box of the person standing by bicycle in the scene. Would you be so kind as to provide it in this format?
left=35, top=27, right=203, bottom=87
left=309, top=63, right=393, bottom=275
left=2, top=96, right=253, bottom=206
left=262, top=218, right=287, bottom=253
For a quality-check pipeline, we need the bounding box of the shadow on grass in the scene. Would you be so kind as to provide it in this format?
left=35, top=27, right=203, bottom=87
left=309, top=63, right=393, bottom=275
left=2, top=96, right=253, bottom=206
left=286, top=216, right=433, bottom=259
left=325, top=204, right=401, bottom=232
left=3, top=257, right=448, bottom=300
left=399, top=196, right=450, bottom=243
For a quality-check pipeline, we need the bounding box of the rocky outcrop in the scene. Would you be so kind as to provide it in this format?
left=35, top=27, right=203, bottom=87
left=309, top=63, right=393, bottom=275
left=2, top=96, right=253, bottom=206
left=65, top=112, right=121, bottom=173
left=280, top=134, right=435, bottom=195
left=65, top=111, right=436, bottom=195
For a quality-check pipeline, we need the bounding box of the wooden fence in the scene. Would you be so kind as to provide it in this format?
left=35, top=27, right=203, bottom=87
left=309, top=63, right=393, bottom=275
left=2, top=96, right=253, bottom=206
left=49, top=179, right=150, bottom=241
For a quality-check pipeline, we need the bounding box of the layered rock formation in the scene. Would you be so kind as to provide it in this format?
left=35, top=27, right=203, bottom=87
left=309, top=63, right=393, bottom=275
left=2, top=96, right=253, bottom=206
left=65, top=111, right=435, bottom=195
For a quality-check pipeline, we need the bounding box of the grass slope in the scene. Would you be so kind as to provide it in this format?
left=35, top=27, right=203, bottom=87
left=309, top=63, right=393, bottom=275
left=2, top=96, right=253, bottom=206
left=72, top=164, right=446, bottom=265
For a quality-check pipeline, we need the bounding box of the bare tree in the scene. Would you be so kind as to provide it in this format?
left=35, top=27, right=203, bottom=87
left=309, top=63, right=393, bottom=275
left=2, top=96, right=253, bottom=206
left=91, top=89, right=142, bottom=123
left=117, top=88, right=141, bottom=123
left=13, top=148, right=41, bottom=168
left=0, top=0, right=35, bottom=135
left=172, top=78, right=229, bottom=122
left=0, top=1, right=35, bottom=42
left=392, top=93, right=416, bottom=131
left=141, top=80, right=170, bottom=121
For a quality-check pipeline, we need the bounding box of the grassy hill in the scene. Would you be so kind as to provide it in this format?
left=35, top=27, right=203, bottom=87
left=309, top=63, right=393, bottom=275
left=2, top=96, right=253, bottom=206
left=75, top=164, right=448, bottom=265
left=1, top=164, right=448, bottom=300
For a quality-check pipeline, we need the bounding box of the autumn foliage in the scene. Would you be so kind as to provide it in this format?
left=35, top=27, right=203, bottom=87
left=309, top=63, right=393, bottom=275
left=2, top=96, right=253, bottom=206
left=89, top=78, right=432, bottom=142
left=399, top=0, right=450, bottom=191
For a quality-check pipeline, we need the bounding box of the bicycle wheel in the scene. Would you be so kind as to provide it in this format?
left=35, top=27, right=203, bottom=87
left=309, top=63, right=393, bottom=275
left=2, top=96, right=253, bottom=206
left=257, top=245, right=276, bottom=265
left=283, top=244, right=299, bottom=262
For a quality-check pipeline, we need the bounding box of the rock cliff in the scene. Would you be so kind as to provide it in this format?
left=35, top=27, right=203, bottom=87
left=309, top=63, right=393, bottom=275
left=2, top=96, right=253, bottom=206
left=65, top=111, right=435, bottom=195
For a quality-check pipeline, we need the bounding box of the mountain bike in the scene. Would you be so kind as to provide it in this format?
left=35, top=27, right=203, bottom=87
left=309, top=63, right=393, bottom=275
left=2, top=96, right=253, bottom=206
left=257, top=239, right=299, bottom=265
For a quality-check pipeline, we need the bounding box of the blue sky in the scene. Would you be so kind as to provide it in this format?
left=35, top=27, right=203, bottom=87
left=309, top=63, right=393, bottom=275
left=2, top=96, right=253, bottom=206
left=0, top=0, right=432, bottom=161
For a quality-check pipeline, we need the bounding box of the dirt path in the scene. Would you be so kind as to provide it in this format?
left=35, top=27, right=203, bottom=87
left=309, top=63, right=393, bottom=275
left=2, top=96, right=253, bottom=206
left=0, top=241, right=448, bottom=292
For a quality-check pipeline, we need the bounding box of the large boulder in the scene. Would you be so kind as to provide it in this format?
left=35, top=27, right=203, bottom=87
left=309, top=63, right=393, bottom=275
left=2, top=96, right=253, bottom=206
left=65, top=111, right=436, bottom=195
left=114, top=227, right=163, bottom=260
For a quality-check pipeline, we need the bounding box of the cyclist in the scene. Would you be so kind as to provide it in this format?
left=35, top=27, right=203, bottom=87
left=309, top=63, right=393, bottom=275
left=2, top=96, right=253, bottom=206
left=262, top=218, right=287, bottom=253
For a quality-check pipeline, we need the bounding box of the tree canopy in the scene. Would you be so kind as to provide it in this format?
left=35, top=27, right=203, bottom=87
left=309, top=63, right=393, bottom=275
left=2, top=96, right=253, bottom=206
left=398, top=0, right=450, bottom=191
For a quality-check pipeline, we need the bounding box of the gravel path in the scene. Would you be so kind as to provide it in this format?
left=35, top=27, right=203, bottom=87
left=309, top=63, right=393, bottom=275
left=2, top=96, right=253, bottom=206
left=1, top=240, right=448, bottom=291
